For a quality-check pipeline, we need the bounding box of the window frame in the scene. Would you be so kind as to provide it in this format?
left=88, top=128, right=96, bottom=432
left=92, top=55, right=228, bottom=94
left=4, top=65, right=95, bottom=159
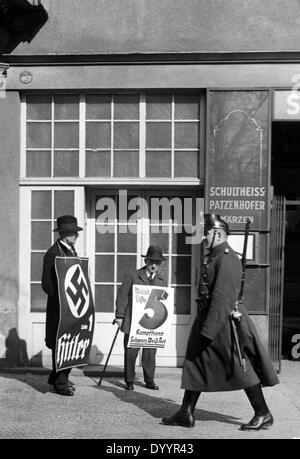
left=21, top=92, right=203, bottom=182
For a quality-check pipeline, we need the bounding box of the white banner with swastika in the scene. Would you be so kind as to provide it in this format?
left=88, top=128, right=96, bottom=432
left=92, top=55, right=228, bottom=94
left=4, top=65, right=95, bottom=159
left=55, top=257, right=95, bottom=371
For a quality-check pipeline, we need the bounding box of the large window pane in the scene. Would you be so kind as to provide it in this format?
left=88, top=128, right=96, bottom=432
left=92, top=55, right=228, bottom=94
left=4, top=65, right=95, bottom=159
left=31, top=222, right=51, bottom=250
left=95, top=195, right=116, bottom=221
left=31, top=253, right=46, bottom=282
left=27, top=123, right=51, bottom=148
left=117, top=228, right=137, bottom=252
left=157, top=258, right=169, bottom=283
left=26, top=151, right=51, bottom=177
left=117, top=255, right=136, bottom=282
left=114, top=94, right=139, bottom=120
left=31, top=191, right=52, bottom=219
left=172, top=230, right=192, bottom=254
left=54, top=190, right=74, bottom=218
left=27, top=94, right=51, bottom=120
left=54, top=95, right=79, bottom=120
left=146, top=122, right=171, bottom=148
left=113, top=151, right=139, bottom=177
left=94, top=285, right=114, bottom=312
left=86, top=151, right=111, bottom=177
left=174, top=287, right=191, bottom=314
left=114, top=122, right=139, bottom=149
left=86, top=122, right=111, bottom=149
left=54, top=151, right=79, bottom=177
left=175, top=94, right=199, bottom=120
left=149, top=227, right=169, bottom=253
left=95, top=255, right=114, bottom=283
left=171, top=256, right=191, bottom=284
left=54, top=123, right=79, bottom=148
left=146, top=151, right=171, bottom=177
left=146, top=94, right=172, bottom=120
left=30, top=284, right=47, bottom=312
left=95, top=227, right=115, bottom=252
left=174, top=151, right=199, bottom=177
left=86, top=94, right=111, bottom=120
left=175, top=122, right=199, bottom=149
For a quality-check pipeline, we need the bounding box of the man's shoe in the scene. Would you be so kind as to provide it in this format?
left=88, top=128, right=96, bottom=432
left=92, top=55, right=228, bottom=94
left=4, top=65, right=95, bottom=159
left=240, top=412, right=274, bottom=431
left=54, top=387, right=74, bottom=396
left=47, top=375, right=54, bottom=385
left=161, top=410, right=195, bottom=428
left=125, top=383, right=134, bottom=390
left=145, top=382, right=159, bottom=390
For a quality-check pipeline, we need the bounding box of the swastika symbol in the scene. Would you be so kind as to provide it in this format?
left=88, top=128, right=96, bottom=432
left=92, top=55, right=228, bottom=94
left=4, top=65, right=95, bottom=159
left=65, top=265, right=90, bottom=318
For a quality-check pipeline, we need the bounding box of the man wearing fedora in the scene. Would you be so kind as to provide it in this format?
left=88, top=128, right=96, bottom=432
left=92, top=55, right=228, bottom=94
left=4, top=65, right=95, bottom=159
left=42, top=215, right=83, bottom=396
left=115, top=245, right=167, bottom=391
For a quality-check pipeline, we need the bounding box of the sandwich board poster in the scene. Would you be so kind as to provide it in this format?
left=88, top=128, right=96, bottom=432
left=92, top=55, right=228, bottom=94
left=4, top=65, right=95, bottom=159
left=55, top=257, right=95, bottom=371
left=128, top=285, right=174, bottom=349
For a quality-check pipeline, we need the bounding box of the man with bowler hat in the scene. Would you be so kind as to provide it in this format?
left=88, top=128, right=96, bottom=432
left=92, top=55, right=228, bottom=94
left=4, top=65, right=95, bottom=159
left=161, top=214, right=279, bottom=431
left=115, top=245, right=167, bottom=391
left=42, top=215, right=83, bottom=396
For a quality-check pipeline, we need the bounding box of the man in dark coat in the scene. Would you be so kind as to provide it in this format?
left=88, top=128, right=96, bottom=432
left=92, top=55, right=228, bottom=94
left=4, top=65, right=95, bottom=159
left=115, top=245, right=167, bottom=391
left=42, top=215, right=83, bottom=396
left=162, top=214, right=279, bottom=431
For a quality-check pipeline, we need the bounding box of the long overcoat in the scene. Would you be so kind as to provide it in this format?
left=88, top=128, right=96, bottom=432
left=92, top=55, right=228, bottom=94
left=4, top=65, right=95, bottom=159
left=115, top=266, right=166, bottom=335
left=182, top=241, right=279, bottom=392
left=41, top=240, right=75, bottom=350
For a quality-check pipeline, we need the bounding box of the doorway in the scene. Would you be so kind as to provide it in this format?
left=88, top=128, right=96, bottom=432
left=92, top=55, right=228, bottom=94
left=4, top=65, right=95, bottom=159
left=272, top=122, right=300, bottom=359
left=86, top=189, right=202, bottom=367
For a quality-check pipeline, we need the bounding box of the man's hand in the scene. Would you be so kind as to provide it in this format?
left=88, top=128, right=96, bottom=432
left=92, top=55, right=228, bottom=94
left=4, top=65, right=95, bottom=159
left=114, top=318, right=123, bottom=329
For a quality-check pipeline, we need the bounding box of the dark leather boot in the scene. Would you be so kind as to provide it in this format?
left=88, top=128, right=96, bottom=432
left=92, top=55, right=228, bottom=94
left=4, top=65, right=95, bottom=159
left=161, top=410, right=195, bottom=428
left=242, top=384, right=273, bottom=431
left=240, top=412, right=274, bottom=431
left=161, top=390, right=200, bottom=428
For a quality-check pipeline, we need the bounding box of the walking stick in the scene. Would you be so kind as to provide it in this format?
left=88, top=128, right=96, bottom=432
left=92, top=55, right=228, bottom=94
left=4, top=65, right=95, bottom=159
left=97, top=319, right=120, bottom=386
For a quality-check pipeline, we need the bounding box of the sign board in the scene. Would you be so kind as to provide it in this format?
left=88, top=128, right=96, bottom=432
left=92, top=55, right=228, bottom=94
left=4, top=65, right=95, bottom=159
left=55, top=257, right=95, bottom=371
left=274, top=90, right=300, bottom=120
left=128, top=285, right=174, bottom=349
left=207, top=90, right=270, bottom=231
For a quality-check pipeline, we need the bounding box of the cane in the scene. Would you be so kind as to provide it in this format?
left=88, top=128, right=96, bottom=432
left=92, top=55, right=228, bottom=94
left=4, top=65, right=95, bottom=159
left=97, top=319, right=120, bottom=386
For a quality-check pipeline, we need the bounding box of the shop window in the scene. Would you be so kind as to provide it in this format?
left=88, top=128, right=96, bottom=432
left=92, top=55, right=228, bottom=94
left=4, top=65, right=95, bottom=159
left=30, top=189, right=74, bottom=312
left=24, top=92, right=201, bottom=179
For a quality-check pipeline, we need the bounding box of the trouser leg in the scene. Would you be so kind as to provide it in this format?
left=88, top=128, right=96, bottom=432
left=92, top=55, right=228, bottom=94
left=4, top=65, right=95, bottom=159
left=244, top=384, right=269, bottom=416
left=141, top=348, right=156, bottom=383
left=161, top=390, right=201, bottom=427
left=181, top=390, right=201, bottom=415
left=124, top=334, right=139, bottom=383
left=51, top=350, right=71, bottom=391
left=240, top=384, right=274, bottom=430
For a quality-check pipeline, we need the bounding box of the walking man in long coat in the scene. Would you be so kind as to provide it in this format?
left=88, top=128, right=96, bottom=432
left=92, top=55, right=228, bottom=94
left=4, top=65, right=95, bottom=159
left=162, top=214, right=279, bottom=430
left=42, top=215, right=83, bottom=396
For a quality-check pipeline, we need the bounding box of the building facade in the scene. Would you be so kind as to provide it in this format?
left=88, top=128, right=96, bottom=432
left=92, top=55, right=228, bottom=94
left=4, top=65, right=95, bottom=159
left=1, top=0, right=300, bottom=370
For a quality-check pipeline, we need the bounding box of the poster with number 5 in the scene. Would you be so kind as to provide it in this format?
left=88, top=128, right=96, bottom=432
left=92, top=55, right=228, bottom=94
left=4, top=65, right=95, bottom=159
left=128, top=285, right=174, bottom=349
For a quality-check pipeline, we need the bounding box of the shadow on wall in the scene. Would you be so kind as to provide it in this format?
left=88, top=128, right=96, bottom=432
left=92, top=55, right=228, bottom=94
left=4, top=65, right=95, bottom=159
left=0, top=327, right=29, bottom=367
left=0, top=0, right=48, bottom=54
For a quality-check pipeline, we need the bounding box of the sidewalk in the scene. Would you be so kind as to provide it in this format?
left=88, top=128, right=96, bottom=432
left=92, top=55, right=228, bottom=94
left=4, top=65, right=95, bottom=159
left=0, top=360, right=299, bottom=439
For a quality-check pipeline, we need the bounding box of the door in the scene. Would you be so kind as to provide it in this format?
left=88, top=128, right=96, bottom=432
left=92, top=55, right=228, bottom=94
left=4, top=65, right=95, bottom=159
left=87, top=189, right=203, bottom=367
left=282, top=201, right=300, bottom=360
left=18, top=186, right=85, bottom=367
left=269, top=195, right=285, bottom=372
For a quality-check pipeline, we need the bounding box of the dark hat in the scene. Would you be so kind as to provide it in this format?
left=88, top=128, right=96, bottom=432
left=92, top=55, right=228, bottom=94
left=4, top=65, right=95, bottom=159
left=53, top=215, right=83, bottom=233
left=142, top=245, right=166, bottom=261
left=204, top=213, right=230, bottom=235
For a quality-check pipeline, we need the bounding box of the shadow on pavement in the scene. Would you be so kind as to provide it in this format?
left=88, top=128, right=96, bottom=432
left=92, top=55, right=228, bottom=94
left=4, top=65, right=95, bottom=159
left=0, top=372, right=53, bottom=395
left=95, top=380, right=242, bottom=426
